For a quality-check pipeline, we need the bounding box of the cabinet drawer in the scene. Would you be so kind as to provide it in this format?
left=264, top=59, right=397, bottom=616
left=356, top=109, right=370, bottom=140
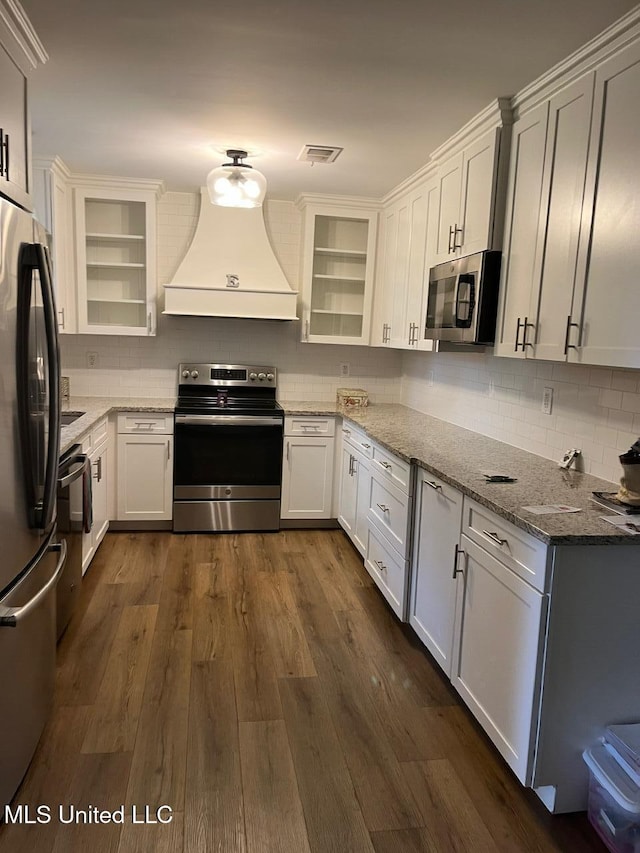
left=365, top=524, right=408, bottom=619
left=462, top=497, right=549, bottom=592
left=285, top=416, right=335, bottom=437
left=371, top=444, right=411, bottom=493
left=341, top=423, right=373, bottom=457
left=117, top=413, right=173, bottom=434
left=367, top=472, right=410, bottom=557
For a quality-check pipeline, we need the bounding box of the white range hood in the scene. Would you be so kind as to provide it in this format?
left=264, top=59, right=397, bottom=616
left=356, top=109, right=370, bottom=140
left=163, top=189, right=298, bottom=320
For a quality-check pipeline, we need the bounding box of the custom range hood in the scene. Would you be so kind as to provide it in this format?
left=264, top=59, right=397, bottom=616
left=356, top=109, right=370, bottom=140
left=163, top=188, right=298, bottom=320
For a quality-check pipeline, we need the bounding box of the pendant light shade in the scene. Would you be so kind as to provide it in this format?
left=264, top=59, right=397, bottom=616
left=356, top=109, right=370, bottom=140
left=206, top=149, right=267, bottom=208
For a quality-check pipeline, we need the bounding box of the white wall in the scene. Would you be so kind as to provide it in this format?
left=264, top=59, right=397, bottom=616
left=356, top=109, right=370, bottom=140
left=401, top=349, right=640, bottom=483
left=61, top=192, right=401, bottom=402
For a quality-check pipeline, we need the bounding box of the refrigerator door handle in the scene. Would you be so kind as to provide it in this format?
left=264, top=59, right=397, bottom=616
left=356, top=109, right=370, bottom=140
left=17, top=244, right=61, bottom=531
left=0, top=540, right=67, bottom=628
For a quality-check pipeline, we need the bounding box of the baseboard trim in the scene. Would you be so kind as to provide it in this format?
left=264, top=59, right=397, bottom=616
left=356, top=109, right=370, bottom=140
left=279, top=519, right=340, bottom=529
left=108, top=520, right=173, bottom=531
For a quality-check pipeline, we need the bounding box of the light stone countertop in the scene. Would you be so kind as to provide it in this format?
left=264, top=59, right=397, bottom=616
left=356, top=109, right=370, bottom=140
left=61, top=397, right=638, bottom=545
left=60, top=396, right=176, bottom=454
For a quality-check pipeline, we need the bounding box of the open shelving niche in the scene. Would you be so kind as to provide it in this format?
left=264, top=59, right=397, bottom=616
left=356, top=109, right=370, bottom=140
left=83, top=198, right=148, bottom=330
left=309, top=215, right=370, bottom=339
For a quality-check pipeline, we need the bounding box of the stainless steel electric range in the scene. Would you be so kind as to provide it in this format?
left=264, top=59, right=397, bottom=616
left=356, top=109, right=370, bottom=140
left=173, top=363, right=284, bottom=532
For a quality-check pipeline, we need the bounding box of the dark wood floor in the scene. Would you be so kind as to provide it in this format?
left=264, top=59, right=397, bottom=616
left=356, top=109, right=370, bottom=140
left=0, top=530, right=605, bottom=853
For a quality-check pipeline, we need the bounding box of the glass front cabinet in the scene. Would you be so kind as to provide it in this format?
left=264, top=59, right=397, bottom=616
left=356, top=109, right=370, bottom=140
left=298, top=199, right=379, bottom=345
left=74, top=184, right=159, bottom=336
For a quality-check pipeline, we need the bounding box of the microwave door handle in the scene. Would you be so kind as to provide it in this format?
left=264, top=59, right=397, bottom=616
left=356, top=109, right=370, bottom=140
left=454, top=275, right=475, bottom=328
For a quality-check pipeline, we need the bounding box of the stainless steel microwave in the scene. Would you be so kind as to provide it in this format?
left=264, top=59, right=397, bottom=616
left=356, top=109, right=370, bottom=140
left=424, top=250, right=501, bottom=344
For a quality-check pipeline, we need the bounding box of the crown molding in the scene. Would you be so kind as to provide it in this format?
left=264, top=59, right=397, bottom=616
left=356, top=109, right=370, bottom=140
left=512, top=6, right=640, bottom=116
left=429, top=97, right=513, bottom=164
left=68, top=173, right=166, bottom=197
left=32, top=155, right=72, bottom=180
left=382, top=160, right=439, bottom=206
left=295, top=192, right=382, bottom=211
left=0, top=0, right=47, bottom=73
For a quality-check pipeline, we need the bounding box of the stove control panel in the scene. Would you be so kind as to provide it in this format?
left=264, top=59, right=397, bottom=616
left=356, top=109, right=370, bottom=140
left=178, top=363, right=277, bottom=388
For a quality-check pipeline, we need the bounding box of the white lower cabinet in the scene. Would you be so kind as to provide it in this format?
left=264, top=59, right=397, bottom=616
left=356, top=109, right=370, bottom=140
left=116, top=413, right=174, bottom=521
left=452, top=534, right=547, bottom=785
left=338, top=439, right=370, bottom=556
left=365, top=523, right=408, bottom=616
left=409, top=470, right=463, bottom=676
left=281, top=417, right=335, bottom=520
left=80, top=421, right=111, bottom=574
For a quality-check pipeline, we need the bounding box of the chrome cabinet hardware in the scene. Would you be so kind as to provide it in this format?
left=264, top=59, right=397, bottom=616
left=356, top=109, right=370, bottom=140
left=374, top=559, right=387, bottom=573
left=563, top=315, right=581, bottom=354
left=380, top=461, right=392, bottom=470
left=92, top=456, right=103, bottom=483
left=167, top=440, right=171, bottom=461
left=523, top=317, right=534, bottom=348
left=482, top=529, right=508, bottom=547
left=362, top=443, right=371, bottom=449
left=58, top=308, right=65, bottom=330
left=342, top=428, right=351, bottom=436
left=448, top=225, right=455, bottom=254
left=286, top=441, right=290, bottom=462
left=382, top=322, right=391, bottom=344
left=376, top=503, right=390, bottom=513
left=304, top=319, right=310, bottom=340
left=515, top=317, right=523, bottom=351
left=300, top=424, right=319, bottom=432
left=452, top=544, right=465, bottom=579
left=134, top=421, right=154, bottom=429
left=452, top=224, right=463, bottom=251
left=425, top=479, right=442, bottom=491
left=147, top=311, right=153, bottom=334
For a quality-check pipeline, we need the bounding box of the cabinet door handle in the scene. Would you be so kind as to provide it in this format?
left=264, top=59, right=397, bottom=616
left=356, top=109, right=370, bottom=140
left=482, top=529, right=508, bottom=547
left=92, top=456, right=103, bottom=483
left=0, top=129, right=9, bottom=180
left=523, top=316, right=534, bottom=349
left=425, top=479, right=442, bottom=491
left=58, top=308, right=65, bottom=330
left=515, top=316, right=523, bottom=352
left=374, top=560, right=387, bottom=573
left=376, top=503, right=390, bottom=513
left=286, top=441, right=290, bottom=462
left=304, top=319, right=310, bottom=341
left=349, top=454, right=355, bottom=476
left=380, top=461, right=392, bottom=470
left=452, top=545, right=465, bottom=579
left=448, top=225, right=455, bottom=254
left=563, top=315, right=581, bottom=355
left=167, top=440, right=171, bottom=461
left=452, top=224, right=463, bottom=251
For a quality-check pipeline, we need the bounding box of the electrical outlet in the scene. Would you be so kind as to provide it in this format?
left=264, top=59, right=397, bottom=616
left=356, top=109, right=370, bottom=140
left=339, top=363, right=350, bottom=377
left=542, top=386, right=553, bottom=415
left=86, top=351, right=99, bottom=368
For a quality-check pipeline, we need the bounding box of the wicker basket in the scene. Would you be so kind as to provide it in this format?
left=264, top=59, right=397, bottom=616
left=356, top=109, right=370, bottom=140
left=337, top=388, right=369, bottom=408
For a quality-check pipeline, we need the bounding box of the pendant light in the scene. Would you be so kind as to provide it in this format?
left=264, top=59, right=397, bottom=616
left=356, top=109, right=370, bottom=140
left=206, top=149, right=267, bottom=208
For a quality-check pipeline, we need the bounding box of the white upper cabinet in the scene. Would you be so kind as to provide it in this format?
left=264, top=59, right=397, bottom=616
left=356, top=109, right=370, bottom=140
left=497, top=24, right=640, bottom=369
left=74, top=183, right=160, bottom=336
left=299, top=198, right=378, bottom=346
left=0, top=2, right=46, bottom=210
left=431, top=105, right=511, bottom=268
left=33, top=157, right=76, bottom=333
left=571, top=42, right=640, bottom=368
left=372, top=177, right=437, bottom=351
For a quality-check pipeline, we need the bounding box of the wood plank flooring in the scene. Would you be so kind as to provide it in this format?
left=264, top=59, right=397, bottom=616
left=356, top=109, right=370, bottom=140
left=0, top=530, right=606, bottom=853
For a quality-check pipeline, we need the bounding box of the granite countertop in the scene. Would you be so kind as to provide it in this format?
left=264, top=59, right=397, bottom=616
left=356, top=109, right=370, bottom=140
left=61, top=396, right=636, bottom=545
left=60, top=396, right=176, bottom=454
left=338, top=404, right=637, bottom=547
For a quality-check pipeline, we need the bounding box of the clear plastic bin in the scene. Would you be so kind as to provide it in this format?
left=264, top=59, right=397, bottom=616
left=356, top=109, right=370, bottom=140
left=583, top=744, right=640, bottom=853
left=607, top=725, right=640, bottom=778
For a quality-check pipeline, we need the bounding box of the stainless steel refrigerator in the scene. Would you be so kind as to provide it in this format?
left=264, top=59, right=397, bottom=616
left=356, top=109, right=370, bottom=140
left=0, top=194, right=66, bottom=808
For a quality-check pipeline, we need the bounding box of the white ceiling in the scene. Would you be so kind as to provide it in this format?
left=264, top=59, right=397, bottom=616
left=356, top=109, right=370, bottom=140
left=23, top=0, right=639, bottom=200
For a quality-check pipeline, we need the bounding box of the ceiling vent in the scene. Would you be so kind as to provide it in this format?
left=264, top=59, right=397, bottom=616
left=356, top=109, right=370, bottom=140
left=297, top=144, right=343, bottom=164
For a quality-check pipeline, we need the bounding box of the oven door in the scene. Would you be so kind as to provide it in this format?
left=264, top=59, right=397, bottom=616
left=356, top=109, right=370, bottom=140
left=174, top=414, right=283, bottom=499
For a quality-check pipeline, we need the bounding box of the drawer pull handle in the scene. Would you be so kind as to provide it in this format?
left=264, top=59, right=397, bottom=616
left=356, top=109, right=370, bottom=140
left=135, top=421, right=155, bottom=429
left=425, top=480, right=442, bottom=491
left=362, top=443, right=371, bottom=449
left=301, top=425, right=320, bottom=431
left=374, top=560, right=387, bottom=572
left=482, top=529, right=507, bottom=547
left=380, top=461, right=392, bottom=470
left=452, top=545, right=465, bottom=579
left=376, top=503, right=390, bottom=513
left=342, top=429, right=351, bottom=436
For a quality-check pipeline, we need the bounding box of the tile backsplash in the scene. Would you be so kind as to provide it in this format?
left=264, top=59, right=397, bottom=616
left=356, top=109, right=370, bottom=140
left=401, top=350, right=640, bottom=483
left=61, top=193, right=402, bottom=403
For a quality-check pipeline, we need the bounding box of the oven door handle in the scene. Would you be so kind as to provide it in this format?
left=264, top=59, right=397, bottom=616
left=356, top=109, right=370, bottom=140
left=175, top=415, right=283, bottom=427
